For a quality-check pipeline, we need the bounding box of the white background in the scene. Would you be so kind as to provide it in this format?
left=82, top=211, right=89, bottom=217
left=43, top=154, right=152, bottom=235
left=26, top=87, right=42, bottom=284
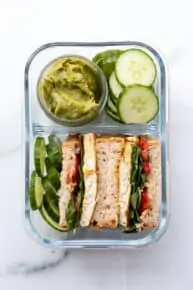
left=0, top=0, right=193, bottom=289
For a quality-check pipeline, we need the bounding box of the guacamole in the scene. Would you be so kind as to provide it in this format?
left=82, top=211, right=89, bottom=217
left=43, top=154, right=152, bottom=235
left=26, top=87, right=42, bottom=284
left=38, top=57, right=102, bottom=121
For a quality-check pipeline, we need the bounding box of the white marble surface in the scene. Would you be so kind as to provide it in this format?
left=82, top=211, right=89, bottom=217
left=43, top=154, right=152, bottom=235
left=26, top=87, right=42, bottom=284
left=1, top=0, right=193, bottom=289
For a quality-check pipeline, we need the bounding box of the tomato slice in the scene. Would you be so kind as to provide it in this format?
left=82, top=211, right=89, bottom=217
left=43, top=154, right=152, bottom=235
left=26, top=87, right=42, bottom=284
left=142, top=162, right=151, bottom=174
left=140, top=189, right=152, bottom=213
left=141, top=149, right=148, bottom=161
left=139, top=138, right=149, bottom=162
left=65, top=155, right=80, bottom=184
left=138, top=138, right=148, bottom=150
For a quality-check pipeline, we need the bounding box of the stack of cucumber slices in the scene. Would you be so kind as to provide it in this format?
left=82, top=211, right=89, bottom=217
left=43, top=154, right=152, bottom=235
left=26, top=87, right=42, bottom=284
left=28, top=135, right=67, bottom=232
left=93, top=49, right=159, bottom=124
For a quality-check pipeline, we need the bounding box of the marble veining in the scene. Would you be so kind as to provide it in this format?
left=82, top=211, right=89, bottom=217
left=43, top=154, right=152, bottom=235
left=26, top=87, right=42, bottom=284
left=6, top=250, right=69, bottom=276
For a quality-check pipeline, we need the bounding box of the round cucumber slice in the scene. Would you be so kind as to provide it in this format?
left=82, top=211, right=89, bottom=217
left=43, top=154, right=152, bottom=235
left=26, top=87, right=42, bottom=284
left=29, top=171, right=43, bottom=210
left=117, top=85, right=159, bottom=124
left=39, top=204, right=68, bottom=232
left=115, top=49, right=157, bottom=87
left=34, top=137, right=46, bottom=177
left=109, top=72, right=123, bottom=99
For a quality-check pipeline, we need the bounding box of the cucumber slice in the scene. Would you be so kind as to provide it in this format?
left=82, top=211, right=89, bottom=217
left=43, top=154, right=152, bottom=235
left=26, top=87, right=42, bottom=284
left=109, top=92, right=117, bottom=105
left=115, top=49, right=157, bottom=86
left=107, top=97, right=117, bottom=114
left=34, top=137, right=46, bottom=177
left=47, top=166, right=61, bottom=190
left=109, top=72, right=123, bottom=99
left=117, top=85, right=159, bottom=124
left=29, top=171, right=43, bottom=210
left=39, top=204, right=68, bottom=232
left=93, top=49, right=122, bottom=79
left=106, top=107, right=121, bottom=122
left=43, top=194, right=59, bottom=222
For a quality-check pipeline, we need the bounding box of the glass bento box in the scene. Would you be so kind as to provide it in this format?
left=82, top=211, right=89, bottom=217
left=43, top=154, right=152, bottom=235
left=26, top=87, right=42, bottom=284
left=24, top=41, right=169, bottom=248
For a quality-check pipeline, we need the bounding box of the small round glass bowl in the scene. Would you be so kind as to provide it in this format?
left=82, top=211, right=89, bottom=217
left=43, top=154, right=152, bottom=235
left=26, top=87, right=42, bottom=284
left=37, top=55, right=108, bottom=126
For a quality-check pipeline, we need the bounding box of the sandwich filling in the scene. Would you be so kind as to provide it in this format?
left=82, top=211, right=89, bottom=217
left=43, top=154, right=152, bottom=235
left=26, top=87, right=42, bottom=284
left=128, top=137, right=152, bottom=230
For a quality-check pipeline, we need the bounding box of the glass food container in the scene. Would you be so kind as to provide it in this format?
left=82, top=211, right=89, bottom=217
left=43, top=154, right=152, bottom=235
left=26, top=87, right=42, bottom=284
left=24, top=41, right=169, bottom=248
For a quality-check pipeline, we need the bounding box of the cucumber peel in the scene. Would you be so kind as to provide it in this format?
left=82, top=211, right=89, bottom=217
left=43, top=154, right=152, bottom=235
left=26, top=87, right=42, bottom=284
left=29, top=171, right=43, bottom=210
left=107, top=97, right=117, bottom=114
left=34, top=137, right=46, bottom=177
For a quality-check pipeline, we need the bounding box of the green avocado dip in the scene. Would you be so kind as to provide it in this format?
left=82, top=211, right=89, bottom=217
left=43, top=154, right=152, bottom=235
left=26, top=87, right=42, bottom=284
left=38, top=56, right=103, bottom=121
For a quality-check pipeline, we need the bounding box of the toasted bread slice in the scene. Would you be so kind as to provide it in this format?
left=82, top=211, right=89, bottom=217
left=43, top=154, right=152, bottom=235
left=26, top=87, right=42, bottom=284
left=119, top=141, right=132, bottom=228
left=91, top=136, right=125, bottom=229
left=139, top=140, right=161, bottom=229
left=59, top=137, right=80, bottom=228
left=80, top=133, right=97, bottom=227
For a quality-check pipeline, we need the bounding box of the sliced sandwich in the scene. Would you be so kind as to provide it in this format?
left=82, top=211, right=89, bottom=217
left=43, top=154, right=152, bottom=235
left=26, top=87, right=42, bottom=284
left=58, top=134, right=161, bottom=232
left=58, top=136, right=81, bottom=229
left=119, top=136, right=161, bottom=231
left=140, top=138, right=161, bottom=229
left=90, top=136, right=125, bottom=229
